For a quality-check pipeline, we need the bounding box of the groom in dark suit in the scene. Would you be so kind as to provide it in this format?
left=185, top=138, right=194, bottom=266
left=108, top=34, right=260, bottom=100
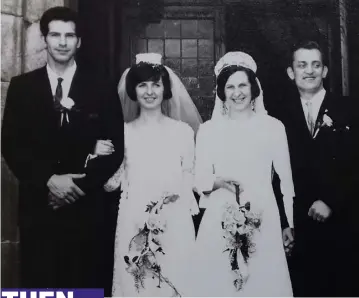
left=272, top=41, right=355, bottom=297
left=1, top=7, right=124, bottom=289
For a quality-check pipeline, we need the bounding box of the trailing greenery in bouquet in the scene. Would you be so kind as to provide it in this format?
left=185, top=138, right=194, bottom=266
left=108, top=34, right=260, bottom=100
left=221, top=185, right=262, bottom=291
left=123, top=193, right=181, bottom=296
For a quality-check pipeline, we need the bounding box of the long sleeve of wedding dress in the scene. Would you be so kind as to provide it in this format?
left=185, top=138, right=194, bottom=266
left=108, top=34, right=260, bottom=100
left=194, top=122, right=216, bottom=208
left=272, top=122, right=295, bottom=228
left=181, top=124, right=200, bottom=215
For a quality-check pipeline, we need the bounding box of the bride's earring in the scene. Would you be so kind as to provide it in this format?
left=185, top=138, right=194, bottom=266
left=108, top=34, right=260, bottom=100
left=251, top=100, right=255, bottom=111
left=222, top=101, right=228, bottom=115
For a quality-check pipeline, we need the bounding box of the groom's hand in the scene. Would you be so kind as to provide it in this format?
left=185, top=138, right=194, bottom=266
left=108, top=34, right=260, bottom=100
left=282, top=227, right=294, bottom=256
left=48, top=192, right=66, bottom=210
left=308, top=200, right=332, bottom=222
left=47, top=174, right=86, bottom=209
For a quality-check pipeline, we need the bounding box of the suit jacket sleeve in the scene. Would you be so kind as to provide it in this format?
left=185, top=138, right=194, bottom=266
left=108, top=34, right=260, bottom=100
left=323, top=97, right=358, bottom=213
left=75, top=79, right=125, bottom=193
left=268, top=102, right=290, bottom=229
left=1, top=76, right=55, bottom=188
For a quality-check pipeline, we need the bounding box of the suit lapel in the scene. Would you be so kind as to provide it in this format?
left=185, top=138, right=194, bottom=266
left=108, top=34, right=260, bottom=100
left=36, top=66, right=59, bottom=130
left=68, top=68, right=89, bottom=109
left=38, top=66, right=55, bottom=108
left=289, top=94, right=313, bottom=139
left=66, top=68, right=94, bottom=128
left=313, top=92, right=330, bottom=139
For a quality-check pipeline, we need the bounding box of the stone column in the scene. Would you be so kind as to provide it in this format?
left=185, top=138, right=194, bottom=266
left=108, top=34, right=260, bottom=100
left=339, top=0, right=349, bottom=95
left=1, top=0, right=24, bottom=288
left=1, top=0, right=64, bottom=287
left=329, top=0, right=350, bottom=95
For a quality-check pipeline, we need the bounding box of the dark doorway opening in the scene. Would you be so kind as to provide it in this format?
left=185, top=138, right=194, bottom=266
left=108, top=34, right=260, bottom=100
left=225, top=2, right=334, bottom=111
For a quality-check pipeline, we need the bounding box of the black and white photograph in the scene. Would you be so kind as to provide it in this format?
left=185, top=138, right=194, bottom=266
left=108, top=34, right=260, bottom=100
left=1, top=0, right=359, bottom=297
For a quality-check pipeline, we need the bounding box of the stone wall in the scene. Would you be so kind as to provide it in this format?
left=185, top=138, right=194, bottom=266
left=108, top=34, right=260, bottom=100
left=1, top=0, right=64, bottom=287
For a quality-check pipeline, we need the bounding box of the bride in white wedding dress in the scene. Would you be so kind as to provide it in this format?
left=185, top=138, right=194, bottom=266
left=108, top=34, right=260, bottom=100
left=105, top=53, right=202, bottom=297
left=191, top=52, right=295, bottom=297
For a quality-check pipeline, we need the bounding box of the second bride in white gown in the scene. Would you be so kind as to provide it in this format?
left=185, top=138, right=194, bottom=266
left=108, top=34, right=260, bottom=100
left=106, top=53, right=202, bottom=297
left=191, top=52, right=295, bottom=297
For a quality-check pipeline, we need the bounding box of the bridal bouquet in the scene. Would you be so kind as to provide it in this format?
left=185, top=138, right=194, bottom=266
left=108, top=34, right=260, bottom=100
left=221, top=186, right=262, bottom=291
left=124, top=193, right=181, bottom=297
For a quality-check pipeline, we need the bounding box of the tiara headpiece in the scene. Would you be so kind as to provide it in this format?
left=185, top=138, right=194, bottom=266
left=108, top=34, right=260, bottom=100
left=214, top=51, right=257, bottom=77
left=136, top=53, right=162, bottom=65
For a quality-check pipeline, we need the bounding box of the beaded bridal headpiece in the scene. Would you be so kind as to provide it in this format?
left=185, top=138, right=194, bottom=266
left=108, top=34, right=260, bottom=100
left=214, top=52, right=257, bottom=77
left=136, top=53, right=162, bottom=65
left=212, top=51, right=267, bottom=120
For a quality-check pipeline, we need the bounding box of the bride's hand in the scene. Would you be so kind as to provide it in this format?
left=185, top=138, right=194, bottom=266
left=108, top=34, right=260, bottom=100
left=213, top=177, right=242, bottom=194
left=94, top=140, right=114, bottom=156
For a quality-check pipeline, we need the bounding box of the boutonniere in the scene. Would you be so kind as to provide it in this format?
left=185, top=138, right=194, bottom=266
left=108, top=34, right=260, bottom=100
left=54, top=97, right=80, bottom=125
left=313, top=110, right=334, bottom=139
left=60, top=97, right=75, bottom=110
left=322, top=113, right=333, bottom=127
left=312, top=110, right=351, bottom=139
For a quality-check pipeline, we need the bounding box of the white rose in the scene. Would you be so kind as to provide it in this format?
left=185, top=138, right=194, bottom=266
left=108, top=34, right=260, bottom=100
left=322, top=114, right=333, bottom=127
left=60, top=97, right=75, bottom=110
left=233, top=210, right=246, bottom=225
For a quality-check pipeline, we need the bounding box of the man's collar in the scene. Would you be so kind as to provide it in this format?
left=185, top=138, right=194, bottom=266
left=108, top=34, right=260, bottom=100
left=46, top=61, right=77, bottom=80
left=300, top=88, right=326, bottom=104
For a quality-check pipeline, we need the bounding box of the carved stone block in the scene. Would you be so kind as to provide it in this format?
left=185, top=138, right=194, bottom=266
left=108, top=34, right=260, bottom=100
left=1, top=14, right=23, bottom=81
left=1, top=0, right=23, bottom=17
left=24, top=21, right=47, bottom=72
left=25, top=0, right=64, bottom=23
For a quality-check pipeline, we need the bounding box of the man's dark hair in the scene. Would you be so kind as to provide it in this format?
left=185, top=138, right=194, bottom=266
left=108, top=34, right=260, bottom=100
left=216, top=65, right=260, bottom=102
left=40, top=6, right=81, bottom=37
left=289, top=40, right=327, bottom=66
left=126, top=62, right=172, bottom=102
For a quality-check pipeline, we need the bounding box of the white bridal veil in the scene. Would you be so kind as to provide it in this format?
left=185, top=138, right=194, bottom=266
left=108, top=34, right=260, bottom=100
left=117, top=53, right=203, bottom=133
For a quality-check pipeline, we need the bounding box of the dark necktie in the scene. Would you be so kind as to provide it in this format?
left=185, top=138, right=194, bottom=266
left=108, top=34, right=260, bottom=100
left=54, top=77, right=63, bottom=106
left=54, top=78, right=64, bottom=126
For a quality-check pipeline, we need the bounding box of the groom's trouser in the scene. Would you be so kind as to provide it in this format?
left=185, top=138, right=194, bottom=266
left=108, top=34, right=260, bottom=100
left=103, top=189, right=121, bottom=297
left=291, top=199, right=351, bottom=297
left=19, top=198, right=103, bottom=288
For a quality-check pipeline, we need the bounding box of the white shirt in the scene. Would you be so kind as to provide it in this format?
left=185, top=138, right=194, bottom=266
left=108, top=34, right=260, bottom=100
left=46, top=62, right=77, bottom=100
left=300, top=88, right=326, bottom=123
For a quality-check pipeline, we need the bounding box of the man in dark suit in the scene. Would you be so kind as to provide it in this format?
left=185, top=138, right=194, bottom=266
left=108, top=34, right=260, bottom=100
left=1, top=7, right=124, bottom=289
left=271, top=40, right=355, bottom=296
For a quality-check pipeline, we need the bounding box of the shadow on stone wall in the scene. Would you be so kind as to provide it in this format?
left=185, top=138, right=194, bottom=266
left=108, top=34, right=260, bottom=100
left=1, top=159, right=20, bottom=287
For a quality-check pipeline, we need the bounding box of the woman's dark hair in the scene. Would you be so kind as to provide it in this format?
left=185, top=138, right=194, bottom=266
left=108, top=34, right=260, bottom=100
left=40, top=6, right=81, bottom=37
left=216, top=65, right=260, bottom=102
left=126, top=62, right=172, bottom=101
